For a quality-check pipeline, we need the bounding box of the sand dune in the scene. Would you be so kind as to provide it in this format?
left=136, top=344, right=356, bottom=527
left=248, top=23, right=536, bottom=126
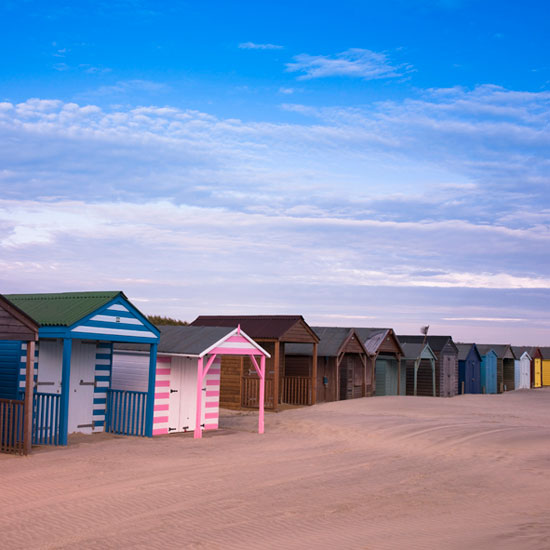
left=2, top=389, right=550, bottom=549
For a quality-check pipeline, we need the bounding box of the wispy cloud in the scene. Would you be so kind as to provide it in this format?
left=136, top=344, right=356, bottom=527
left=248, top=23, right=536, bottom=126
left=286, top=48, right=413, bottom=80
left=239, top=42, right=283, bottom=50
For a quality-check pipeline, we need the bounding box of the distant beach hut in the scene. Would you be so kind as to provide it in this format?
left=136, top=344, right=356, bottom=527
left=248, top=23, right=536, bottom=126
left=0, top=291, right=159, bottom=447
left=456, top=343, right=482, bottom=394
left=0, top=295, right=38, bottom=455
left=397, top=335, right=459, bottom=397
left=477, top=345, right=515, bottom=392
left=539, top=347, right=550, bottom=387
left=285, top=327, right=369, bottom=403
left=190, top=316, right=319, bottom=409
left=401, top=342, right=437, bottom=397
left=351, top=328, right=404, bottom=396
left=478, top=348, right=498, bottom=394
left=112, top=325, right=270, bottom=437
left=515, top=351, right=531, bottom=390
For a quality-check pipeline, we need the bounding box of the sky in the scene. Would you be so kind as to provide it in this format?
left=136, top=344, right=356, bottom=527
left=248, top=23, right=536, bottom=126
left=1, top=0, right=549, bottom=345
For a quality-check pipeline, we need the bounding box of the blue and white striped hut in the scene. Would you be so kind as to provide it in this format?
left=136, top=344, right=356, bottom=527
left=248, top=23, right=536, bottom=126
left=0, top=291, right=159, bottom=446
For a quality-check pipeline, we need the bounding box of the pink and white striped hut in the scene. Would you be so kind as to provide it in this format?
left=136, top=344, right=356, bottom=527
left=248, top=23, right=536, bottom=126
left=111, top=325, right=270, bottom=438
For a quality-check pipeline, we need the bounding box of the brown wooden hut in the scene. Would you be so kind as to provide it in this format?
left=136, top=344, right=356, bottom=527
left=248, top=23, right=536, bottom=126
left=0, top=294, right=38, bottom=455
left=352, top=328, right=404, bottom=396
left=190, top=315, right=319, bottom=409
left=397, top=335, right=459, bottom=397
left=285, top=327, right=369, bottom=403
left=401, top=342, right=437, bottom=397
left=476, top=344, right=516, bottom=392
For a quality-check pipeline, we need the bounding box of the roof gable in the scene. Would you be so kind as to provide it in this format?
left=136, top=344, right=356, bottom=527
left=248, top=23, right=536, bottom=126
left=0, top=294, right=39, bottom=341
left=398, top=335, right=458, bottom=355
left=116, top=325, right=270, bottom=358
left=287, top=327, right=367, bottom=357
left=400, top=342, right=437, bottom=361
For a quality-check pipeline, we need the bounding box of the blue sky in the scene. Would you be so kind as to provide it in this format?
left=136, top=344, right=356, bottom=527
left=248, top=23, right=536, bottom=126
left=1, top=1, right=549, bottom=344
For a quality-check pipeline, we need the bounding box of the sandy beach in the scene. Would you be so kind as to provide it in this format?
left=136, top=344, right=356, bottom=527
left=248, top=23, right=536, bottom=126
left=2, top=389, right=550, bottom=549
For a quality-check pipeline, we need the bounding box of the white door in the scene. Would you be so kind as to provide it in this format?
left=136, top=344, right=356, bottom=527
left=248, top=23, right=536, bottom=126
left=68, top=341, right=97, bottom=434
left=36, top=340, right=62, bottom=394
left=167, top=357, right=204, bottom=433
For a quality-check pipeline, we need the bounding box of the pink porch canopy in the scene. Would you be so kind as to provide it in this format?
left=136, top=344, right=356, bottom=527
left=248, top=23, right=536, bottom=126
left=195, top=325, right=270, bottom=439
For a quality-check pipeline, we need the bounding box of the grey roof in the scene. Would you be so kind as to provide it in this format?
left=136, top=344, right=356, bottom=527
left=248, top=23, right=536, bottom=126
left=397, top=335, right=457, bottom=354
left=400, top=342, right=435, bottom=361
left=476, top=344, right=515, bottom=359
left=286, top=326, right=365, bottom=357
left=456, top=343, right=474, bottom=361
left=512, top=346, right=534, bottom=358
left=115, top=325, right=236, bottom=356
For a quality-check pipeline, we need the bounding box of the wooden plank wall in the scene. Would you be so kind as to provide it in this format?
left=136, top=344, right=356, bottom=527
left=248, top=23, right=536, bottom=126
left=0, top=308, right=36, bottom=341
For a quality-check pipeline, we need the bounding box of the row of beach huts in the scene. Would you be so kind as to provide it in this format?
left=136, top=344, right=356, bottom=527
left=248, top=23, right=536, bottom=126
left=1, top=291, right=548, bottom=455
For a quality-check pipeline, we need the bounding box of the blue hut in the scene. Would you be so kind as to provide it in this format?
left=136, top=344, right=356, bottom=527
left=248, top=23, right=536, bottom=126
left=0, top=292, right=159, bottom=446
left=478, top=347, right=498, bottom=394
left=456, top=343, right=482, bottom=394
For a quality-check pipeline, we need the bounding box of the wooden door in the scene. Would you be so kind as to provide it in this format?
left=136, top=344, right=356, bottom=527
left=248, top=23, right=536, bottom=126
left=339, top=358, right=352, bottom=400
left=168, top=357, right=204, bottom=433
left=534, top=358, right=542, bottom=388
left=543, top=360, right=550, bottom=387
left=442, top=355, right=453, bottom=397
left=68, top=341, right=96, bottom=434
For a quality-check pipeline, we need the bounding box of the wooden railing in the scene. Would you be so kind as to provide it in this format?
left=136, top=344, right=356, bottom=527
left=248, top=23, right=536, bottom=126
left=280, top=376, right=312, bottom=406
left=106, top=389, right=147, bottom=436
left=33, top=393, right=60, bottom=446
left=0, top=398, right=25, bottom=455
left=241, top=378, right=274, bottom=409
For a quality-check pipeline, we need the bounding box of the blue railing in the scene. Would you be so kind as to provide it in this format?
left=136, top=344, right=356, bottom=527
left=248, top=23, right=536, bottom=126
left=33, top=392, right=60, bottom=445
left=18, top=391, right=61, bottom=446
left=106, top=389, right=147, bottom=436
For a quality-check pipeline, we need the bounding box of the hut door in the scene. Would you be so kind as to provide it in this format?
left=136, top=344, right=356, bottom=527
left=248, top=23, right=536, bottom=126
left=534, top=359, right=542, bottom=388
left=168, top=358, right=204, bottom=433
left=543, top=360, right=550, bottom=387
left=36, top=340, right=62, bottom=394
left=68, top=341, right=97, bottom=434
left=339, top=358, right=353, bottom=400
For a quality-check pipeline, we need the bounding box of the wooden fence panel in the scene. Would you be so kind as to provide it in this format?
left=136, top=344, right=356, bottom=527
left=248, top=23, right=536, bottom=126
left=0, top=398, right=25, bottom=455
left=280, top=376, right=311, bottom=405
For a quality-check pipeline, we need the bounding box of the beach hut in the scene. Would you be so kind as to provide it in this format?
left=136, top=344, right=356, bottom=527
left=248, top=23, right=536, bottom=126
left=477, top=344, right=515, bottom=392
left=516, top=351, right=531, bottom=390
left=285, top=327, right=369, bottom=403
left=0, top=292, right=159, bottom=446
left=539, top=347, right=550, bottom=387
left=112, top=325, right=270, bottom=438
left=530, top=348, right=543, bottom=388
left=401, top=342, right=437, bottom=397
left=351, top=328, right=404, bottom=396
left=397, top=335, right=459, bottom=397
left=0, top=295, right=38, bottom=455
left=478, top=348, right=498, bottom=394
left=190, top=316, right=319, bottom=409
left=512, top=347, right=532, bottom=390
left=456, top=343, right=482, bottom=394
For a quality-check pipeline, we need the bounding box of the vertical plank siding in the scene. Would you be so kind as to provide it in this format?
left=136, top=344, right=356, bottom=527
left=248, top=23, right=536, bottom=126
left=280, top=376, right=311, bottom=405
left=105, top=389, right=148, bottom=436
left=0, top=398, right=25, bottom=455
left=241, top=377, right=274, bottom=408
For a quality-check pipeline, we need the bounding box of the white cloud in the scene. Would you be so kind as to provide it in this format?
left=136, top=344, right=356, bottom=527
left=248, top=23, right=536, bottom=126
left=239, top=42, right=283, bottom=50
left=286, top=48, right=413, bottom=80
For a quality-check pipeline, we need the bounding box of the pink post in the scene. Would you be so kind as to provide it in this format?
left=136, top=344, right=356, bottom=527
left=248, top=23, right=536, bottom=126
left=194, top=357, right=204, bottom=439
left=259, top=355, right=265, bottom=434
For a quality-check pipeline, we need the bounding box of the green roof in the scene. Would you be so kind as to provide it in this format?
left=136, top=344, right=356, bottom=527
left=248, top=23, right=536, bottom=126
left=4, top=291, right=124, bottom=327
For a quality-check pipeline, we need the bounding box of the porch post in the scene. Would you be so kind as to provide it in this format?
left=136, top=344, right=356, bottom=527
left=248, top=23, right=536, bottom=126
left=259, top=355, right=265, bottom=434
left=432, top=358, right=436, bottom=397
left=397, top=356, right=401, bottom=395
left=273, top=341, right=280, bottom=411
left=311, top=342, right=318, bottom=405
left=23, top=340, right=35, bottom=455
left=194, top=357, right=204, bottom=439
left=59, top=338, right=72, bottom=446
left=145, top=343, right=157, bottom=437
left=414, top=358, right=419, bottom=396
